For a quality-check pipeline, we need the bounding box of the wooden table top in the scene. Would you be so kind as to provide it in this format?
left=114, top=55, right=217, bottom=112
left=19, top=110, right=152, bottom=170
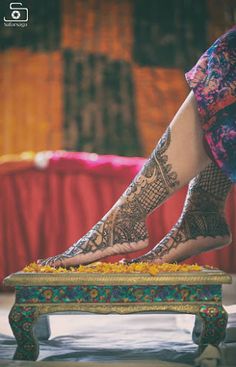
left=3, top=269, right=232, bottom=286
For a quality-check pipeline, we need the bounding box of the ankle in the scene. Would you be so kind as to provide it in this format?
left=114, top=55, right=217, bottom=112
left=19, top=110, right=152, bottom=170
left=180, top=209, right=231, bottom=239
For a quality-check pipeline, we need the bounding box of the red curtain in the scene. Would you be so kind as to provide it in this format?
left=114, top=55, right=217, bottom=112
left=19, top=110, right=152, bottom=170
left=1, top=152, right=236, bottom=283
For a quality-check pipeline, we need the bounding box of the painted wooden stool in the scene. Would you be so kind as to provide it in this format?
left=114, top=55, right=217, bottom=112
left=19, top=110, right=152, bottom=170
left=3, top=269, right=231, bottom=365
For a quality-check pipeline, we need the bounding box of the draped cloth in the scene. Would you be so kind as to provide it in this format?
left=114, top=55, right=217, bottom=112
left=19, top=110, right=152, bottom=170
left=186, top=26, right=236, bottom=182
left=1, top=152, right=235, bottom=283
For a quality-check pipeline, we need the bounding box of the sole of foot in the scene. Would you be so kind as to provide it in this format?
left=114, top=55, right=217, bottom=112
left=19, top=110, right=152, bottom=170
left=38, top=238, right=149, bottom=268
left=130, top=233, right=232, bottom=265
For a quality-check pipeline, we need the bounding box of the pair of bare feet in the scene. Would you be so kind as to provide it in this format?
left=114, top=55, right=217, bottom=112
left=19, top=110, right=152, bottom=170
left=38, top=209, right=231, bottom=268
left=38, top=159, right=232, bottom=268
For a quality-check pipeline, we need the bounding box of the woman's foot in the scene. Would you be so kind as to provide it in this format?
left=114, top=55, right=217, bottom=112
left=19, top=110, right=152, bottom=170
left=38, top=127, right=181, bottom=268
left=129, top=211, right=232, bottom=264
left=38, top=201, right=149, bottom=267
left=129, top=162, right=232, bottom=264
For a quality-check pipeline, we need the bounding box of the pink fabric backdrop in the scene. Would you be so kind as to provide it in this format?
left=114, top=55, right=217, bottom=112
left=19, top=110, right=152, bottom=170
left=1, top=152, right=236, bottom=283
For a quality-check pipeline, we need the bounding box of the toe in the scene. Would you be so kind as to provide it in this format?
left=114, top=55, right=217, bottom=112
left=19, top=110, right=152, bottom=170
left=37, top=258, right=51, bottom=266
left=119, top=258, right=129, bottom=264
left=37, top=256, right=57, bottom=267
left=129, top=257, right=141, bottom=263
left=48, top=255, right=67, bottom=268
left=37, top=255, right=70, bottom=268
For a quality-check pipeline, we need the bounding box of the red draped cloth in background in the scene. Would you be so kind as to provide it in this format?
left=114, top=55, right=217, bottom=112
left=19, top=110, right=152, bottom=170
left=1, top=151, right=236, bottom=283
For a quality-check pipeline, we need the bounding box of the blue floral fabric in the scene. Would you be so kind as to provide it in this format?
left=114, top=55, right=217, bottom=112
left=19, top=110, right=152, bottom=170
left=185, top=26, right=236, bottom=182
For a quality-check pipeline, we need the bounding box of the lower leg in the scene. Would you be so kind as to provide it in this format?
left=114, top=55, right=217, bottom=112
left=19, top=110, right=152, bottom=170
left=130, top=162, right=232, bottom=264
left=38, top=92, right=211, bottom=267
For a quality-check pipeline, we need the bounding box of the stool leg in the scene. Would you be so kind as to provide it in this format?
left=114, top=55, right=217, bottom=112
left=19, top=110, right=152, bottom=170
left=198, top=304, right=228, bottom=349
left=9, top=304, right=40, bottom=361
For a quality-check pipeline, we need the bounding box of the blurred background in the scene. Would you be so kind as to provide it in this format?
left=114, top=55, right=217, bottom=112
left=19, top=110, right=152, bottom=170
left=1, top=0, right=236, bottom=156
left=0, top=0, right=236, bottom=282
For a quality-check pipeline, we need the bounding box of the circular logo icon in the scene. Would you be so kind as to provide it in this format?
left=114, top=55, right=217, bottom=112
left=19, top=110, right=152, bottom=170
left=11, top=10, right=21, bottom=20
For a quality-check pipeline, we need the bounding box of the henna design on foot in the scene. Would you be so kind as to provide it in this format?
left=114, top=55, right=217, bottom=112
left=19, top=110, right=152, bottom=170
left=39, top=128, right=180, bottom=266
left=130, top=162, right=232, bottom=264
